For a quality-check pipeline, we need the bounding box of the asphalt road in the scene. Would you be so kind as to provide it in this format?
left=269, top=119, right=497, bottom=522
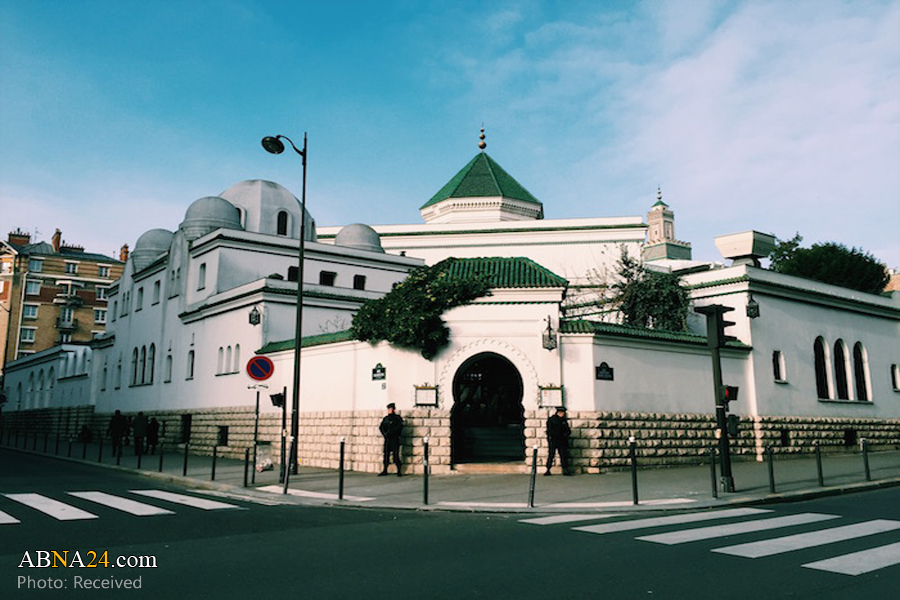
left=2, top=449, right=898, bottom=599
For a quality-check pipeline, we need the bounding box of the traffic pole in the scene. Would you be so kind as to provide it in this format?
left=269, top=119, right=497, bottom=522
left=423, top=437, right=430, bottom=506
left=338, top=437, right=345, bottom=500
left=629, top=436, right=639, bottom=505
left=708, top=446, right=718, bottom=499
left=528, top=445, right=538, bottom=508
left=766, top=446, right=776, bottom=493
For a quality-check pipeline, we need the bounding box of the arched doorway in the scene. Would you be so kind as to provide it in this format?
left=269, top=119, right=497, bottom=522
left=451, top=352, right=525, bottom=464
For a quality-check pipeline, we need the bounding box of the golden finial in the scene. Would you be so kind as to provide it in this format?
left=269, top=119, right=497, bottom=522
left=478, top=125, right=487, bottom=151
left=657, top=186, right=662, bottom=201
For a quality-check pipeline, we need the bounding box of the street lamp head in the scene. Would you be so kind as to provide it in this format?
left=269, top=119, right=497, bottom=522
left=261, top=136, right=285, bottom=154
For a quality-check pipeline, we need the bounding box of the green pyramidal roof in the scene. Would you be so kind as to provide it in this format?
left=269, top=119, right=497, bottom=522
left=421, top=152, right=541, bottom=209
left=442, top=257, right=567, bottom=289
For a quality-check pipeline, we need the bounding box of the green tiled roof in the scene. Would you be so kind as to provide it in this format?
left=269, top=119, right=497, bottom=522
left=421, top=152, right=541, bottom=209
left=258, top=329, right=356, bottom=354
left=560, top=319, right=750, bottom=349
left=442, top=257, right=568, bottom=289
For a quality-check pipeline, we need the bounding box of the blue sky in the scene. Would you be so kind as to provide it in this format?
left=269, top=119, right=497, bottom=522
left=2, top=0, right=898, bottom=270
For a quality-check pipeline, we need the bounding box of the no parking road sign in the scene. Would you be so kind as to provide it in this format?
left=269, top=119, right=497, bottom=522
left=246, top=356, right=275, bottom=381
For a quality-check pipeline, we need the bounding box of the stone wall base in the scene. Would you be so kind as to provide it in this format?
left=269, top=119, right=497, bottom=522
left=3, top=407, right=898, bottom=474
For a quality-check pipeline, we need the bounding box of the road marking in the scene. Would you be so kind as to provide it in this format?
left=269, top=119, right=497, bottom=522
left=4, top=493, right=98, bottom=521
left=520, top=514, right=618, bottom=526
left=129, top=490, right=241, bottom=510
left=0, top=510, right=21, bottom=525
left=714, top=520, right=900, bottom=558
left=803, top=541, right=900, bottom=576
left=637, top=513, right=841, bottom=545
left=545, top=499, right=697, bottom=509
left=68, top=492, right=175, bottom=516
left=573, top=508, right=770, bottom=535
left=257, top=485, right=375, bottom=502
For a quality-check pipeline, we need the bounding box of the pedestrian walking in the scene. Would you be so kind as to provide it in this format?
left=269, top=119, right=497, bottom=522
left=146, top=417, right=160, bottom=454
left=132, top=411, right=148, bottom=456
left=545, top=406, right=573, bottom=476
left=107, top=410, right=127, bottom=457
left=379, top=402, right=404, bottom=477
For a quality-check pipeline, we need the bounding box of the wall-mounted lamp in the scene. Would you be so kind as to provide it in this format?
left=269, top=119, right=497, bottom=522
left=249, top=306, right=261, bottom=326
left=542, top=316, right=558, bottom=351
left=746, top=294, right=760, bottom=319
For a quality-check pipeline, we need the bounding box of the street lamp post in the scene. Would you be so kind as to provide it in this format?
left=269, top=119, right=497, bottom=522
left=261, top=133, right=307, bottom=475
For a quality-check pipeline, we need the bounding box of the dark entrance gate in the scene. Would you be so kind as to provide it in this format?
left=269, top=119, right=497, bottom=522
left=451, top=352, right=525, bottom=464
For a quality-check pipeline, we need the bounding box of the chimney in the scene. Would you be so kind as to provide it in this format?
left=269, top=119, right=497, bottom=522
left=119, top=244, right=130, bottom=262
left=8, top=229, right=31, bottom=246
left=52, top=229, right=62, bottom=252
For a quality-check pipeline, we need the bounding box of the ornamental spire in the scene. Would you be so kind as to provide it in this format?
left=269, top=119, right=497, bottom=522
left=478, top=125, right=486, bottom=151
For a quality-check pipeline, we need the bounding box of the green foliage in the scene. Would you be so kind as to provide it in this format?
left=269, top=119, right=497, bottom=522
left=769, top=233, right=889, bottom=294
left=350, top=259, right=492, bottom=359
left=611, top=249, right=690, bottom=332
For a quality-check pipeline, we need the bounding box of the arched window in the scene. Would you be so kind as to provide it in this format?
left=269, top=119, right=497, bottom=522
left=148, top=344, right=156, bottom=383
left=165, top=354, right=173, bottom=383
left=833, top=340, right=850, bottom=400
left=101, top=365, right=108, bottom=391
left=48, top=367, right=55, bottom=406
left=814, top=337, right=831, bottom=399
left=131, top=349, right=139, bottom=386
left=139, top=346, right=147, bottom=384
left=234, top=344, right=241, bottom=374
left=38, top=370, right=45, bottom=408
left=27, top=373, right=34, bottom=409
left=187, top=350, right=195, bottom=380
left=116, top=358, right=122, bottom=389
left=277, top=211, right=289, bottom=236
left=226, top=346, right=233, bottom=374
left=217, top=347, right=224, bottom=375
left=892, top=364, right=900, bottom=391
left=853, top=342, right=870, bottom=402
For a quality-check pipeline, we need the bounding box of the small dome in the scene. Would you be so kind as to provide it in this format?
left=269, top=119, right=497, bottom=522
left=334, top=223, right=384, bottom=253
left=180, top=196, right=242, bottom=241
left=220, top=180, right=316, bottom=241
left=132, top=229, right=174, bottom=271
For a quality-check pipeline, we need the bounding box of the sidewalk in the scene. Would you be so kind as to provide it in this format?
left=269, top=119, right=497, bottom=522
left=4, top=433, right=900, bottom=513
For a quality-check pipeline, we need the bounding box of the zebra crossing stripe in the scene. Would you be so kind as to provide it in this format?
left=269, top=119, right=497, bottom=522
left=520, top=514, right=618, bottom=526
left=573, top=507, right=770, bottom=535
left=3, top=493, right=98, bottom=521
left=803, top=541, right=900, bottom=576
left=68, top=492, right=175, bottom=516
left=129, top=490, right=240, bottom=510
left=0, top=510, right=21, bottom=525
left=713, top=519, right=900, bottom=558
left=637, top=513, right=841, bottom=545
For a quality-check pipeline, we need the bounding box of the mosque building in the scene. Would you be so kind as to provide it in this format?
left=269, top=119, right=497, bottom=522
left=3, top=134, right=898, bottom=474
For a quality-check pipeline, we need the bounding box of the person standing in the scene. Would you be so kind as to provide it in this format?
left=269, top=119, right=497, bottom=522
left=379, top=403, right=404, bottom=477
left=132, top=411, right=148, bottom=456
left=545, top=406, right=573, bottom=476
left=107, top=410, right=127, bottom=457
left=146, top=417, right=160, bottom=454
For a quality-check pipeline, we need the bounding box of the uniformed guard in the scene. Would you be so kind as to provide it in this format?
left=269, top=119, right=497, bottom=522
left=545, top=406, right=573, bottom=476
left=379, top=403, right=404, bottom=476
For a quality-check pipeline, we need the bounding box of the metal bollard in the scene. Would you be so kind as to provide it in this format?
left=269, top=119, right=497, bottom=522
left=183, top=442, right=190, bottom=477
left=211, top=446, right=217, bottom=481
left=629, top=436, right=639, bottom=506
left=338, top=437, right=345, bottom=500
left=98, top=437, right=104, bottom=463
left=709, top=446, right=718, bottom=499
left=423, top=437, right=429, bottom=506
left=528, top=445, right=538, bottom=508
left=862, top=438, right=871, bottom=481
left=815, top=441, right=824, bottom=487
left=243, top=448, right=250, bottom=488
left=158, top=445, right=164, bottom=473
left=766, top=446, right=776, bottom=493
left=283, top=437, right=294, bottom=495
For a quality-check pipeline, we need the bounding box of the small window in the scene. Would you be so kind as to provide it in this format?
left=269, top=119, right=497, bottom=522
left=28, top=259, right=43, bottom=272
left=834, top=340, right=850, bottom=400
left=892, top=364, right=900, bottom=391
left=186, top=350, right=195, bottom=380
left=198, top=264, right=207, bottom=290
left=165, top=354, right=173, bottom=383
left=772, top=351, right=786, bottom=382
left=98, top=265, right=110, bottom=278
left=94, top=309, right=107, bottom=324
left=319, top=271, right=336, bottom=286
left=65, top=262, right=78, bottom=274
left=96, top=286, right=109, bottom=301
left=20, top=328, right=36, bottom=343
left=23, top=304, right=39, bottom=319
left=287, top=266, right=299, bottom=282
left=814, top=337, right=831, bottom=399
left=353, top=275, right=367, bottom=290
left=25, top=280, right=41, bottom=295
left=217, top=426, right=229, bottom=447
left=853, top=342, right=870, bottom=402
left=277, top=211, right=289, bottom=236
left=136, top=287, right=144, bottom=311
left=152, top=280, right=161, bottom=304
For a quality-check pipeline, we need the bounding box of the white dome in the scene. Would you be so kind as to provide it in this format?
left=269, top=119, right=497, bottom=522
left=132, top=228, right=174, bottom=271
left=180, top=196, right=242, bottom=241
left=220, top=180, right=316, bottom=241
left=334, top=223, right=384, bottom=253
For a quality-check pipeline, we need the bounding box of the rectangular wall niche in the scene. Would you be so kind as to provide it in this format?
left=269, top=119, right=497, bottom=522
left=414, top=385, right=438, bottom=407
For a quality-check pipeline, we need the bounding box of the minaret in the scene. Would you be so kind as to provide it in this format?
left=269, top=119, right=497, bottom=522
left=643, top=187, right=692, bottom=261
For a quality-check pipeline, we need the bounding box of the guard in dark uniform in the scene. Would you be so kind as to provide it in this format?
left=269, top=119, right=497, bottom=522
left=545, top=406, right=573, bottom=476
left=379, top=403, right=404, bottom=476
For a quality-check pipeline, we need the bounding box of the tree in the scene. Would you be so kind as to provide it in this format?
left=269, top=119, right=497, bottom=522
left=350, top=259, right=492, bottom=359
left=769, top=233, right=889, bottom=294
left=609, top=248, right=691, bottom=332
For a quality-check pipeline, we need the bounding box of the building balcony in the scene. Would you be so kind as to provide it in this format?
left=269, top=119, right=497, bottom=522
left=56, top=318, right=78, bottom=331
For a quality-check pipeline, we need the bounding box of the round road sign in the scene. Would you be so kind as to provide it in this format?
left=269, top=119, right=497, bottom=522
left=246, top=356, right=275, bottom=381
